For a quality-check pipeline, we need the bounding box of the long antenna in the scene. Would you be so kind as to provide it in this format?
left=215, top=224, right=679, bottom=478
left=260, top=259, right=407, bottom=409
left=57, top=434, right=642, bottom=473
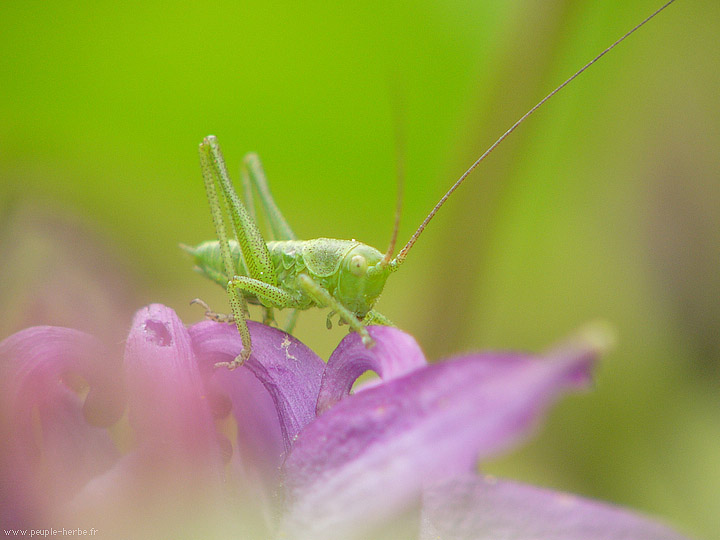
left=390, top=0, right=677, bottom=269
left=381, top=99, right=406, bottom=268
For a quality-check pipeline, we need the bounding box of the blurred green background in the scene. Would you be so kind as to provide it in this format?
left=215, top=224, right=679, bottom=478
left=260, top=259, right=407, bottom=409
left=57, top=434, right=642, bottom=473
left=1, top=0, right=718, bottom=538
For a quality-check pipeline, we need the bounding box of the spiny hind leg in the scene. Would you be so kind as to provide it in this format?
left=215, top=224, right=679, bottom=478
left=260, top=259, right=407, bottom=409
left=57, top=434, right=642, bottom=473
left=297, top=274, right=374, bottom=348
left=219, top=276, right=302, bottom=370
left=216, top=283, right=253, bottom=370
left=202, top=137, right=277, bottom=287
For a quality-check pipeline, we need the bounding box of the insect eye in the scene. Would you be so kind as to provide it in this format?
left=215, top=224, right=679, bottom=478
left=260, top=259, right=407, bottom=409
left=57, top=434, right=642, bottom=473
left=350, top=254, right=367, bottom=277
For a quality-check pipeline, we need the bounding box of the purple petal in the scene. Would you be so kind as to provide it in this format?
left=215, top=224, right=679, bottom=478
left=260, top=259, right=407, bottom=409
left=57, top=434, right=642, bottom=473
left=205, top=353, right=286, bottom=492
left=282, top=337, right=600, bottom=539
left=64, top=306, right=229, bottom=535
left=189, top=320, right=325, bottom=454
left=316, top=326, right=427, bottom=415
left=124, top=304, right=220, bottom=460
left=0, top=326, right=120, bottom=527
left=68, top=447, right=259, bottom=540
left=421, top=474, right=692, bottom=540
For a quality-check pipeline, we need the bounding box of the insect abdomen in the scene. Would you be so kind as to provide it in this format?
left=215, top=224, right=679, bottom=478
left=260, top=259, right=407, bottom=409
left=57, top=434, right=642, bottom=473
left=181, top=240, right=247, bottom=287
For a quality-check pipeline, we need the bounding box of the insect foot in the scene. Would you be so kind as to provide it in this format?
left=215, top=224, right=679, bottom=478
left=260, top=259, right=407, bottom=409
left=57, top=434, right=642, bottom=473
left=213, top=350, right=250, bottom=371
left=190, top=298, right=235, bottom=324
left=360, top=328, right=376, bottom=349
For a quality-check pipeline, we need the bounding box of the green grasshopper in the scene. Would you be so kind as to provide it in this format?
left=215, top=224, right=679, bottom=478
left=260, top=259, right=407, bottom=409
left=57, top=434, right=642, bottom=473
left=183, top=0, right=676, bottom=370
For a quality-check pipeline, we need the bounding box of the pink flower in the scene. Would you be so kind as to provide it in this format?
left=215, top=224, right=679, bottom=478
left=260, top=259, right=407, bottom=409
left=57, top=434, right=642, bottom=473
left=0, top=305, right=691, bottom=539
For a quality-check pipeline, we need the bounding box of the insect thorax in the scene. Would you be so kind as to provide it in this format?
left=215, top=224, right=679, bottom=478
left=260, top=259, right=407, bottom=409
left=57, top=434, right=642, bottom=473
left=268, top=238, right=388, bottom=315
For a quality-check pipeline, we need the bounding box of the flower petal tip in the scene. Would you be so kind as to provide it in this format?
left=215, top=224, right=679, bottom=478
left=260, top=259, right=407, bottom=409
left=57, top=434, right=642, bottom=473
left=316, top=326, right=427, bottom=415
left=576, top=320, right=617, bottom=356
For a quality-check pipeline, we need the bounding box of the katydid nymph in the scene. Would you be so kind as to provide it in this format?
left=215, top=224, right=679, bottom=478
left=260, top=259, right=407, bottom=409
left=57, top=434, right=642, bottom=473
left=183, top=0, right=677, bottom=370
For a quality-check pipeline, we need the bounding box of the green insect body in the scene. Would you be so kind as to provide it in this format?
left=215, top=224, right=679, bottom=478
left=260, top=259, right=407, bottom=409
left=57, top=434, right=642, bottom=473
left=184, top=138, right=399, bottom=369
left=185, top=237, right=392, bottom=324
left=186, top=0, right=675, bottom=369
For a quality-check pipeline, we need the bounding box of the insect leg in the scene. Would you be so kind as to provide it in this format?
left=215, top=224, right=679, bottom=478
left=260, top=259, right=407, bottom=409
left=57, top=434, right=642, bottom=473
left=198, top=137, right=252, bottom=354
left=297, top=274, right=374, bottom=348
left=240, top=159, right=273, bottom=331
left=240, top=160, right=257, bottom=224
left=242, top=153, right=296, bottom=241
left=219, top=282, right=253, bottom=370
left=284, top=309, right=300, bottom=334
left=241, top=152, right=300, bottom=330
left=201, top=137, right=278, bottom=286
left=219, top=276, right=302, bottom=370
left=229, top=276, right=299, bottom=310
left=198, top=138, right=238, bottom=281
left=240, top=161, right=272, bottom=329
left=190, top=298, right=236, bottom=323
left=362, top=310, right=394, bottom=327
left=201, top=137, right=284, bottom=362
